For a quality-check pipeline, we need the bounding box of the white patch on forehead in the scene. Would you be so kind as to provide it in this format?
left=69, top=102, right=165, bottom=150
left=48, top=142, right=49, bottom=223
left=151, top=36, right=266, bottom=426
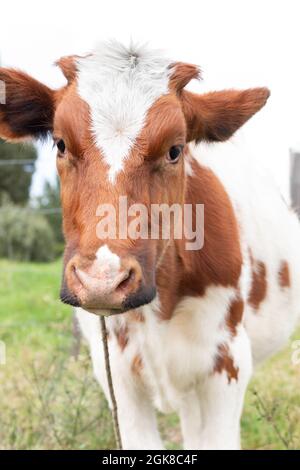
left=76, top=41, right=172, bottom=183
left=95, top=244, right=120, bottom=270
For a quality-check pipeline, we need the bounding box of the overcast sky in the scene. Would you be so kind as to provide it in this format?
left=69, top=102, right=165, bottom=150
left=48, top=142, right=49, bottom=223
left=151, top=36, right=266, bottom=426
left=0, top=0, right=299, bottom=198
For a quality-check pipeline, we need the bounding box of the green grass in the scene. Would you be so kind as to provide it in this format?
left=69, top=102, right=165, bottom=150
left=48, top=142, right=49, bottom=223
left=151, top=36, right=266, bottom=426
left=0, top=259, right=299, bottom=449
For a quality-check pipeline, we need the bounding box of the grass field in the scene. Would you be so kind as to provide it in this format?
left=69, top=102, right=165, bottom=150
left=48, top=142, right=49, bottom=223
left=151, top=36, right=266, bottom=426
left=0, top=259, right=299, bottom=450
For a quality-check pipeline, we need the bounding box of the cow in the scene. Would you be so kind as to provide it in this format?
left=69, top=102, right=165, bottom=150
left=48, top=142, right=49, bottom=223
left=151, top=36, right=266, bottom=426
left=1, top=41, right=300, bottom=450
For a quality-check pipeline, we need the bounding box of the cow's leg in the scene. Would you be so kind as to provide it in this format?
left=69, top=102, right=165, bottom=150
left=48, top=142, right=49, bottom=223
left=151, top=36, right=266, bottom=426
left=97, top=349, right=163, bottom=449
left=75, top=308, right=163, bottom=450
left=102, top=348, right=163, bottom=449
left=179, top=389, right=202, bottom=449
left=110, top=369, right=163, bottom=450
left=198, top=326, right=252, bottom=450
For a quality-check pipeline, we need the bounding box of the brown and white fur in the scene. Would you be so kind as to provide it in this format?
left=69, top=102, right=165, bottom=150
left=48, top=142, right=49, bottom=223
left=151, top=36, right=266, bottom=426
left=1, top=41, right=299, bottom=450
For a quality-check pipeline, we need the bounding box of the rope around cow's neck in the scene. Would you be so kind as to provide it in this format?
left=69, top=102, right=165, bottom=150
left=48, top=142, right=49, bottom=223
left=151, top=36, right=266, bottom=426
left=100, top=239, right=172, bottom=450
left=100, top=316, right=122, bottom=450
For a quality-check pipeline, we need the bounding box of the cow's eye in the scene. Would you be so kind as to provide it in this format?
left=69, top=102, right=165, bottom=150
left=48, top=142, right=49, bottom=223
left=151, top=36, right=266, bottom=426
left=56, top=139, right=66, bottom=154
left=167, top=145, right=183, bottom=163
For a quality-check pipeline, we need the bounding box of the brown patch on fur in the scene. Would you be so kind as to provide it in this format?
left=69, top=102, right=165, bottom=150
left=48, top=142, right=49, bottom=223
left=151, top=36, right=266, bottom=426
left=179, top=163, right=243, bottom=293
left=227, top=297, right=244, bottom=336
left=114, top=324, right=129, bottom=351
left=248, top=258, right=267, bottom=310
left=214, top=344, right=239, bottom=383
left=153, top=158, right=244, bottom=320
left=131, top=354, right=143, bottom=376
left=278, top=260, right=290, bottom=289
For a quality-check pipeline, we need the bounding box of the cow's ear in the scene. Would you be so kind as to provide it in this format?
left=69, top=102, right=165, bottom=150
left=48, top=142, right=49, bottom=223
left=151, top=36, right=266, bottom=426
left=180, top=88, right=270, bottom=143
left=0, top=68, right=55, bottom=142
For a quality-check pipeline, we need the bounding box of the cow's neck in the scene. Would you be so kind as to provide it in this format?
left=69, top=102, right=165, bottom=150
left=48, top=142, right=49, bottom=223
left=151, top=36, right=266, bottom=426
left=155, top=157, right=242, bottom=320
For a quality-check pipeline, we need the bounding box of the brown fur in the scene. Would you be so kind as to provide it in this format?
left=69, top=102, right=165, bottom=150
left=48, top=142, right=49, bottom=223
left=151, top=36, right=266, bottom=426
left=154, top=157, right=243, bottom=320
left=0, top=68, right=54, bottom=140
left=248, top=257, right=267, bottom=310
left=169, top=62, right=201, bottom=92
left=180, top=162, right=243, bottom=287
left=278, top=260, right=290, bottom=288
left=214, top=344, right=239, bottom=383
left=181, top=88, right=270, bottom=143
left=227, top=298, right=244, bottom=337
left=114, top=324, right=129, bottom=352
left=56, top=56, right=79, bottom=83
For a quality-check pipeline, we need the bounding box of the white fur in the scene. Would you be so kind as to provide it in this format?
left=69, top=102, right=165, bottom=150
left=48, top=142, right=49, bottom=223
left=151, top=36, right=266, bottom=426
left=76, top=288, right=251, bottom=450
left=95, top=244, right=120, bottom=270
left=76, top=305, right=163, bottom=449
left=184, top=151, right=194, bottom=177
left=197, top=325, right=252, bottom=450
left=76, top=41, right=172, bottom=182
left=139, top=289, right=235, bottom=413
left=192, top=140, right=300, bottom=363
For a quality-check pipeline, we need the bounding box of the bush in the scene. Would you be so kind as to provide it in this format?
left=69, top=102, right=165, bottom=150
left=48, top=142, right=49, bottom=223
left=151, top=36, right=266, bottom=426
left=0, top=203, right=55, bottom=262
left=0, top=139, right=38, bottom=205
left=35, top=179, right=63, bottom=245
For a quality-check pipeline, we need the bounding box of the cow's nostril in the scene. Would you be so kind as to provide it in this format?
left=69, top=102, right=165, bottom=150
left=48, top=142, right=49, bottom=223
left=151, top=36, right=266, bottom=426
left=116, top=268, right=135, bottom=292
left=71, top=263, right=84, bottom=287
left=128, top=268, right=135, bottom=281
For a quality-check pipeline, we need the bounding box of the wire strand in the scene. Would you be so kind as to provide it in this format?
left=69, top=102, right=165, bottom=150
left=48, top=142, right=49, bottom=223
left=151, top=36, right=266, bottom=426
left=99, top=316, right=122, bottom=450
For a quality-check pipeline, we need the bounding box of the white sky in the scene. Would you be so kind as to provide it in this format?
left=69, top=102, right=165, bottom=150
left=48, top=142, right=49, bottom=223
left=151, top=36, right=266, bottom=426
left=0, top=0, right=299, bottom=198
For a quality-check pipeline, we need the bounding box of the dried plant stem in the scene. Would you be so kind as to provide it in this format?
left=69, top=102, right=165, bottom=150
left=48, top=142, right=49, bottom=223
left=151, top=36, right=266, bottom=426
left=100, top=316, right=122, bottom=450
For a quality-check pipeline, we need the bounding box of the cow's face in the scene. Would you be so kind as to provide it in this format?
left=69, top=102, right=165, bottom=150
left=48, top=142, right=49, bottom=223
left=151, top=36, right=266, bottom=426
left=54, top=77, right=187, bottom=313
left=0, top=42, right=270, bottom=315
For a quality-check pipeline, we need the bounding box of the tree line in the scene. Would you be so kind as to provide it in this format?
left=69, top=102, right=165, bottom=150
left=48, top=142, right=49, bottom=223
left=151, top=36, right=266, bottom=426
left=0, top=138, right=63, bottom=261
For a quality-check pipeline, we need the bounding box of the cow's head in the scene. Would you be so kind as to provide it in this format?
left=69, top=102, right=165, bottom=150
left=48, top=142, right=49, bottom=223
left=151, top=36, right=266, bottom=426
left=0, top=42, right=270, bottom=315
